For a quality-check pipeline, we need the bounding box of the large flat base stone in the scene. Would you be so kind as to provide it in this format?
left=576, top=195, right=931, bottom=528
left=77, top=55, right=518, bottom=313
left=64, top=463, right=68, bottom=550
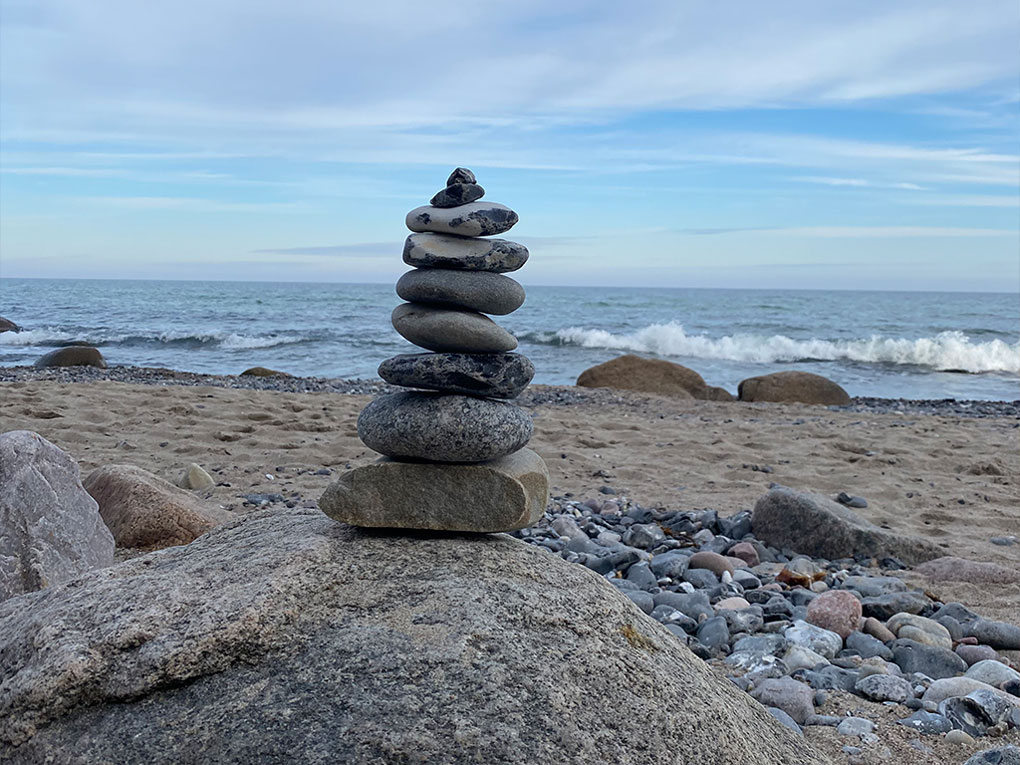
left=318, top=448, right=548, bottom=532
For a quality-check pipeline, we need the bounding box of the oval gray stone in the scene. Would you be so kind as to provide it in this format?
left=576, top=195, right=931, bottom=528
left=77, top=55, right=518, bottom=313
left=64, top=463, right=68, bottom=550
left=391, top=303, right=517, bottom=353
left=403, top=233, right=529, bottom=272
left=430, top=183, right=484, bottom=208
left=396, top=269, right=525, bottom=315
left=378, top=352, right=535, bottom=398
left=405, top=202, right=518, bottom=237
left=319, top=447, right=548, bottom=532
left=357, top=391, right=533, bottom=462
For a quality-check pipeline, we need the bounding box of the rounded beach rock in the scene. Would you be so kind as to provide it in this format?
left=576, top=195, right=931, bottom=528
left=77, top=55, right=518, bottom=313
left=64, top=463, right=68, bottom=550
left=240, top=366, right=290, bottom=377
left=357, top=391, right=533, bottom=462
left=0, top=509, right=825, bottom=764
left=33, top=346, right=107, bottom=369
left=319, top=448, right=549, bottom=532
left=82, top=464, right=231, bottom=550
left=688, top=551, right=734, bottom=577
left=396, top=268, right=525, bottom=315
left=0, top=316, right=21, bottom=333
left=405, top=201, right=519, bottom=238
left=403, top=233, right=529, bottom=272
left=577, top=354, right=706, bottom=399
left=805, top=589, right=862, bottom=639
left=391, top=303, right=517, bottom=353
left=737, top=371, right=850, bottom=405
left=378, top=352, right=535, bottom=399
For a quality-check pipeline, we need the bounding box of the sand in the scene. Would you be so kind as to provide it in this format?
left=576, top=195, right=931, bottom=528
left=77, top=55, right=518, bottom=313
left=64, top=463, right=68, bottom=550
left=2, top=377, right=1019, bottom=763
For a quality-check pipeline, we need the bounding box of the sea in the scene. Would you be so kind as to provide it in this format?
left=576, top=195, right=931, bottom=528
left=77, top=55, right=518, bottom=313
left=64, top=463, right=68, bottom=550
left=1, top=278, right=1018, bottom=401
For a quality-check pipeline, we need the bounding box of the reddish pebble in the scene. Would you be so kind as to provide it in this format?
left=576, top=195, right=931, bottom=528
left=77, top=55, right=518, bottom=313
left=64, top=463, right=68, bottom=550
left=688, top=551, right=734, bottom=577
left=729, top=542, right=760, bottom=567
left=863, top=616, right=896, bottom=644
left=805, top=590, right=862, bottom=640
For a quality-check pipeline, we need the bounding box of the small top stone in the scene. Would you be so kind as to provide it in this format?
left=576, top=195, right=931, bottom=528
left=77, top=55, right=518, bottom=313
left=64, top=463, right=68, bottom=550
left=447, top=167, right=476, bottom=185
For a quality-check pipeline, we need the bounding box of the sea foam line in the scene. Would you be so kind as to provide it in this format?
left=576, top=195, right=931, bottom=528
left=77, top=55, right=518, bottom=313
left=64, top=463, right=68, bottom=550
left=531, top=324, right=1020, bottom=374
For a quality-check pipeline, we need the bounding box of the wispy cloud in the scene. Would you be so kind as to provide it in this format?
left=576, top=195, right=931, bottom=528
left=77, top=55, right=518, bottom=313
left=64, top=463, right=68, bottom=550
left=795, top=176, right=927, bottom=190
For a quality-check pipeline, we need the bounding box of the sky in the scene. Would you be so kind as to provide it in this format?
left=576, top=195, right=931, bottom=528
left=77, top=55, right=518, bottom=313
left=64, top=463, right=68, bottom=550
left=1, top=0, right=1018, bottom=291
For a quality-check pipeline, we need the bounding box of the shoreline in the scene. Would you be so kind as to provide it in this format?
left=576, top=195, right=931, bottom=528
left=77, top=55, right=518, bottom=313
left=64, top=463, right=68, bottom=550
left=2, top=364, right=1018, bottom=418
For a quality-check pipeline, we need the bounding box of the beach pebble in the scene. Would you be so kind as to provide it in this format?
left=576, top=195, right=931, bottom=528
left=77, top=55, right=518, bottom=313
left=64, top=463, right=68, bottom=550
left=966, top=619, right=1020, bottom=651
left=847, top=630, right=894, bottom=660
left=966, top=660, right=1020, bottom=689
left=728, top=541, right=760, bottom=567
left=378, top=352, right=534, bottom=399
left=892, top=638, right=968, bottom=680
left=897, top=710, right=954, bottom=734
left=956, top=645, right=1000, bottom=666
left=836, top=492, right=868, bottom=508
left=178, top=462, right=215, bottom=491
left=782, top=644, right=829, bottom=672
left=963, top=745, right=1020, bottom=765
left=855, top=673, right=913, bottom=703
left=786, top=620, right=843, bottom=660
left=430, top=182, right=485, bottom=208
left=683, top=568, right=719, bottom=589
left=990, top=536, right=1017, bottom=547
left=863, top=616, right=897, bottom=643
left=625, top=591, right=654, bottom=614
left=751, top=677, right=814, bottom=724
left=716, top=596, right=752, bottom=610
left=922, top=677, right=1014, bottom=706
left=391, top=303, right=518, bottom=354
left=649, top=551, right=689, bottom=579
left=357, top=391, right=532, bottom=463
left=805, top=589, right=862, bottom=639
left=623, top=523, right=665, bottom=550
left=946, top=729, right=976, bottom=745
left=396, top=269, right=525, bottom=315
left=765, top=707, right=803, bottom=735
left=695, top=616, right=730, bottom=651
left=406, top=201, right=518, bottom=237
left=721, top=606, right=764, bottom=635
left=837, top=717, right=875, bottom=736
left=862, top=591, right=931, bottom=621
left=688, top=550, right=734, bottom=577
left=888, top=613, right=953, bottom=650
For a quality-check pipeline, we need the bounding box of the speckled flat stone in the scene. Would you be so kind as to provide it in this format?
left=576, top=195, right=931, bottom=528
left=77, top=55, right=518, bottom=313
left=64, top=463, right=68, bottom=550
left=405, top=202, right=518, bottom=237
left=357, top=391, right=533, bottom=462
left=403, top=233, right=528, bottom=273
left=378, top=352, right=535, bottom=398
left=396, top=269, right=525, bottom=315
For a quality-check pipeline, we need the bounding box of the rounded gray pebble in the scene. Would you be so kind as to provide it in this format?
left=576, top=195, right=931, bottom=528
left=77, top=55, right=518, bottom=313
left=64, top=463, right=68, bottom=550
left=391, top=303, right=517, bottom=353
left=396, top=269, right=525, bottom=315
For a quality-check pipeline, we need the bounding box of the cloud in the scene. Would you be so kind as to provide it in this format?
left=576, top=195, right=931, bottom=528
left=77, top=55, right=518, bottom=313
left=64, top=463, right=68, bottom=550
left=252, top=242, right=397, bottom=257
left=795, top=176, right=927, bottom=190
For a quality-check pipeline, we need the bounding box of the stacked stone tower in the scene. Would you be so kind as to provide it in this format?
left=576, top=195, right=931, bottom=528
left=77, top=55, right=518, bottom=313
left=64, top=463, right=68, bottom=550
left=319, top=168, right=549, bottom=532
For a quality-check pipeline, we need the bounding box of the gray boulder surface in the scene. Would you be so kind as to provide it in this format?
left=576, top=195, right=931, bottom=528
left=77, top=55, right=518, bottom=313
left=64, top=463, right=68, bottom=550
left=392, top=302, right=518, bottom=353
left=0, top=431, right=114, bottom=602
left=378, top=352, right=535, bottom=399
left=752, top=487, right=941, bottom=564
left=319, top=448, right=548, bottom=532
left=403, top=233, right=529, bottom=272
left=358, top=391, right=533, bottom=462
left=405, top=201, right=518, bottom=237
left=396, top=268, right=526, bottom=315
left=0, top=509, right=825, bottom=764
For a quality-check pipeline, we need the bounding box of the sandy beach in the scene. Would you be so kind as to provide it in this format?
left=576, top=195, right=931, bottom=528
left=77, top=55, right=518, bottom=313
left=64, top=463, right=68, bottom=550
left=2, top=370, right=1019, bottom=764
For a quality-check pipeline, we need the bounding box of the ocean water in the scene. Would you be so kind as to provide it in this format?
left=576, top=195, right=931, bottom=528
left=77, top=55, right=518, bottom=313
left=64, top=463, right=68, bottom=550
left=1, top=278, right=1018, bottom=401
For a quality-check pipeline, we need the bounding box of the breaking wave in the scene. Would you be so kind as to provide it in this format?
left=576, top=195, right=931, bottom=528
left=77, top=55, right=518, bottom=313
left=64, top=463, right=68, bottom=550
left=0, top=328, right=312, bottom=351
left=523, top=324, right=1020, bottom=374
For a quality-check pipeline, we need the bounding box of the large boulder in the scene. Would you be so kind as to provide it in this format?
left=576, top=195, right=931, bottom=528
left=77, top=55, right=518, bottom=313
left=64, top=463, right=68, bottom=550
left=82, top=464, right=231, bottom=550
left=752, top=487, right=940, bottom=564
left=239, top=366, right=291, bottom=377
left=0, top=316, right=21, bottom=333
left=577, top=354, right=730, bottom=400
left=0, top=431, right=114, bottom=602
left=738, top=371, right=850, bottom=405
left=0, top=509, right=825, bottom=764
left=33, top=346, right=107, bottom=369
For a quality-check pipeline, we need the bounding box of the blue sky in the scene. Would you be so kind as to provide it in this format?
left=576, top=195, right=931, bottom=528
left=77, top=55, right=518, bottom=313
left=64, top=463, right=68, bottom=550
left=1, top=0, right=1018, bottom=290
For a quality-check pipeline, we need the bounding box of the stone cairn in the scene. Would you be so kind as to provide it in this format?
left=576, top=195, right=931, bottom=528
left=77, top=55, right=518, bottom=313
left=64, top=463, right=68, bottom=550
left=319, top=168, right=549, bottom=532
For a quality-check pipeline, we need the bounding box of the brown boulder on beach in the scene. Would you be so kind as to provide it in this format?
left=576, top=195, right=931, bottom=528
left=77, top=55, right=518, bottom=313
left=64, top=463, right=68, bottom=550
left=577, top=354, right=732, bottom=400
left=82, top=464, right=231, bottom=550
left=0, top=316, right=21, bottom=333
left=240, top=366, right=291, bottom=377
left=33, top=346, right=107, bottom=369
left=738, top=370, right=850, bottom=405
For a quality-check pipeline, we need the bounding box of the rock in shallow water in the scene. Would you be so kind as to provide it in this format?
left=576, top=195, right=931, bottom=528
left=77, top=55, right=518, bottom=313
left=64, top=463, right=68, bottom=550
left=0, top=509, right=829, bottom=764
left=33, top=346, right=107, bottom=369
left=406, top=201, right=518, bottom=237
left=319, top=447, right=548, bottom=532
left=396, top=268, right=525, bottom=315
left=378, top=352, right=535, bottom=398
left=391, top=302, right=518, bottom=353
left=357, top=391, right=533, bottom=462
left=403, top=233, right=529, bottom=272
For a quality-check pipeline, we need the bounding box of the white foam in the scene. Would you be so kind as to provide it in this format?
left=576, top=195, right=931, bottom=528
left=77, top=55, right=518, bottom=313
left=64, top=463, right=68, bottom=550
left=548, top=324, right=1020, bottom=374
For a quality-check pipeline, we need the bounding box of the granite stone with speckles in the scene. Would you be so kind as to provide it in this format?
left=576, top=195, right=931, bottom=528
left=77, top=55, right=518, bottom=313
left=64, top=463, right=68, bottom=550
left=403, top=233, right=529, bottom=272
left=406, top=201, right=518, bottom=237
left=378, top=352, right=534, bottom=399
